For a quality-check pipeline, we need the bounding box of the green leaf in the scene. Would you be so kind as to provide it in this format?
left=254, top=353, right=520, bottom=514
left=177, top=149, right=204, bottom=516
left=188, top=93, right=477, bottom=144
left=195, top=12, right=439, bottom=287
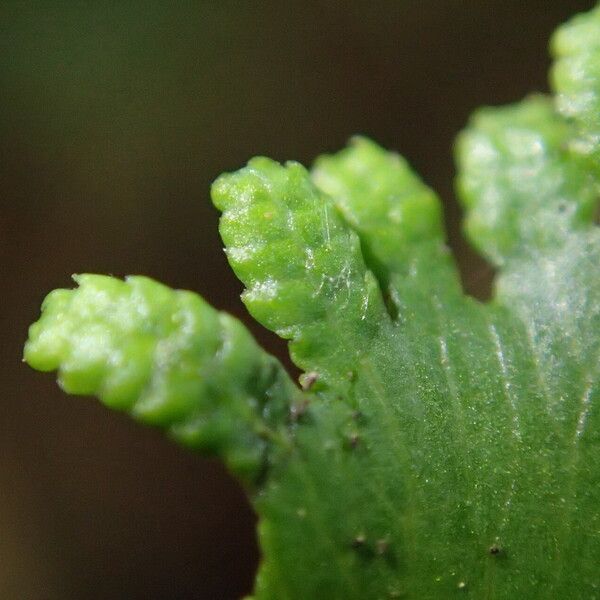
left=551, top=2, right=600, bottom=171
left=24, top=4, right=600, bottom=599
left=24, top=274, right=300, bottom=483
left=455, top=95, right=598, bottom=266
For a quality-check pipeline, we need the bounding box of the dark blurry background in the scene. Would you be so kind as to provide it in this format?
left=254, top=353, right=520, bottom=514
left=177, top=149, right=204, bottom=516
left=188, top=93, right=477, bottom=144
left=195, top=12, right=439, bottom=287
left=0, top=2, right=593, bottom=598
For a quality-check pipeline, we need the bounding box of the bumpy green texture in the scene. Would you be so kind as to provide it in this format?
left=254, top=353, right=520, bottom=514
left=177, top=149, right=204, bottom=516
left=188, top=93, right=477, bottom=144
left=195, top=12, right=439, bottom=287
left=24, top=5, right=600, bottom=599
left=552, top=2, right=600, bottom=170
left=455, top=95, right=598, bottom=266
left=24, top=274, right=299, bottom=482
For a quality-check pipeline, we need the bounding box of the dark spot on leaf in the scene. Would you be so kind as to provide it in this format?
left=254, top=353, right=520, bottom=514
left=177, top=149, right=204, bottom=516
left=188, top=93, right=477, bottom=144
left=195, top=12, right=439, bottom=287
left=351, top=409, right=364, bottom=421
left=346, top=432, right=360, bottom=449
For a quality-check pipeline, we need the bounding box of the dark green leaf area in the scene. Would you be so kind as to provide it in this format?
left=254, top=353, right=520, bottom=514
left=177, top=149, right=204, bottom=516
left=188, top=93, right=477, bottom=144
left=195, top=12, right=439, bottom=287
left=210, top=96, right=599, bottom=598
left=247, top=254, right=598, bottom=599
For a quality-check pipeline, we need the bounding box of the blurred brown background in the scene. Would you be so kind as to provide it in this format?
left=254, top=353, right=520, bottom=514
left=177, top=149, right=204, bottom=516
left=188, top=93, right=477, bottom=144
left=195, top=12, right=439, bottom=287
left=0, top=1, right=593, bottom=598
